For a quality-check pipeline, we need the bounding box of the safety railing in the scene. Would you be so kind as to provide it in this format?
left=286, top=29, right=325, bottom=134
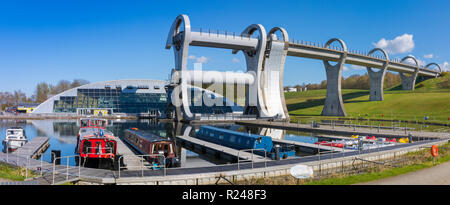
left=3, top=142, right=33, bottom=166
left=117, top=154, right=166, bottom=178
left=197, top=114, right=257, bottom=121
left=192, top=27, right=256, bottom=40
left=35, top=152, right=57, bottom=178
left=237, top=148, right=268, bottom=170
left=52, top=155, right=81, bottom=185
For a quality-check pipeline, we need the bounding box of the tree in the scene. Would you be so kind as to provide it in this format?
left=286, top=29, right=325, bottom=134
left=71, top=79, right=90, bottom=88
left=35, top=82, right=50, bottom=103
left=55, top=80, right=72, bottom=94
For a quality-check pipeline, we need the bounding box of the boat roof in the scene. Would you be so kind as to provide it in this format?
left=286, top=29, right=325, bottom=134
left=79, top=128, right=115, bottom=140
left=8, top=127, right=23, bottom=130
left=199, top=125, right=270, bottom=140
left=125, top=129, right=171, bottom=142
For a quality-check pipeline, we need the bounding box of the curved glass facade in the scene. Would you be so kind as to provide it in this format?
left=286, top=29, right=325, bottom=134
left=53, top=88, right=167, bottom=114
left=36, top=79, right=243, bottom=117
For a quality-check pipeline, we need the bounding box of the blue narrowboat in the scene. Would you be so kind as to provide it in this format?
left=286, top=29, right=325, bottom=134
left=196, top=126, right=295, bottom=160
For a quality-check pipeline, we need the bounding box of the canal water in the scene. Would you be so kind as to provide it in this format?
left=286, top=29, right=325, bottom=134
left=0, top=119, right=352, bottom=167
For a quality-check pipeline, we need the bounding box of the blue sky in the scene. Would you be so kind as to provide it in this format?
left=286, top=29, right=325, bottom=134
left=0, top=0, right=449, bottom=96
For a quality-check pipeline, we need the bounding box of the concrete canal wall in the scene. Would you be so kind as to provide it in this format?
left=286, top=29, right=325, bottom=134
left=113, top=139, right=448, bottom=185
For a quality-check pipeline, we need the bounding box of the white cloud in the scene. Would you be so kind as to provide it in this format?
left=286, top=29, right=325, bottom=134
left=232, top=58, right=240, bottom=63
left=442, top=61, right=450, bottom=72
left=195, top=56, right=208, bottom=64
left=188, top=55, right=209, bottom=64
left=343, top=66, right=349, bottom=71
left=424, top=54, right=433, bottom=59
left=373, top=34, right=415, bottom=54
left=351, top=65, right=365, bottom=70
left=403, top=55, right=425, bottom=67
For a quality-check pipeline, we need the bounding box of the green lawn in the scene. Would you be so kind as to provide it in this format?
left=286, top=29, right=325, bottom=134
left=285, top=74, right=450, bottom=125
left=304, top=142, right=450, bottom=185
left=0, top=162, right=28, bottom=181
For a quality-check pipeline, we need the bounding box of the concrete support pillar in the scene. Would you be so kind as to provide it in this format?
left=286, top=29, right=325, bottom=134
left=166, top=15, right=194, bottom=121
left=179, top=148, right=187, bottom=167
left=258, top=27, right=290, bottom=120
left=232, top=24, right=267, bottom=117
left=399, top=56, right=420, bottom=91
left=321, top=38, right=347, bottom=117
left=366, top=48, right=389, bottom=101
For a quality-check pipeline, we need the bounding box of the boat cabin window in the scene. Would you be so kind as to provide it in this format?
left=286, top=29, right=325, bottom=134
left=105, top=141, right=115, bottom=154
left=229, top=135, right=236, bottom=143
left=81, top=120, right=89, bottom=128
left=82, top=141, right=91, bottom=154
left=90, top=120, right=98, bottom=128
left=94, top=141, right=102, bottom=154
left=152, top=144, right=156, bottom=154
left=98, top=120, right=106, bottom=129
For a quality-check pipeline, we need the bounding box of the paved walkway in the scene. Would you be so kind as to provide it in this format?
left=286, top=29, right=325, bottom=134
left=358, top=161, right=450, bottom=185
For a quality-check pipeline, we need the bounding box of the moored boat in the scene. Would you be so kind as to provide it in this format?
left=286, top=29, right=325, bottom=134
left=75, top=118, right=118, bottom=169
left=123, top=129, right=179, bottom=168
left=2, top=127, right=27, bottom=153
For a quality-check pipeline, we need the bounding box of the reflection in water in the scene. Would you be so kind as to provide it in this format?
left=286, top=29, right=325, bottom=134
left=0, top=119, right=349, bottom=167
left=0, top=119, right=222, bottom=167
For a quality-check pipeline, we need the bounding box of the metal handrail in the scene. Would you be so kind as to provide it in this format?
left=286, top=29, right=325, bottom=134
left=237, top=148, right=267, bottom=170
left=52, top=155, right=81, bottom=185
left=118, top=154, right=166, bottom=178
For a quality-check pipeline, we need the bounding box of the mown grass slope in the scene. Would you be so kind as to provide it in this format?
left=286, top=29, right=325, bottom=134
left=285, top=73, right=450, bottom=123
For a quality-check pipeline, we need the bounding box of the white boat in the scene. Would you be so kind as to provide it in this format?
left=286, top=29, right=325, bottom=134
left=2, top=127, right=28, bottom=152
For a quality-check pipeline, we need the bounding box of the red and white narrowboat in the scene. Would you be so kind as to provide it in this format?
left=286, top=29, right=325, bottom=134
left=75, top=118, right=118, bottom=169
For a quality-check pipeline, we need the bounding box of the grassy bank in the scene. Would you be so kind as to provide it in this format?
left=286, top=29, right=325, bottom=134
left=0, top=162, right=29, bottom=181
left=236, top=143, right=450, bottom=185
left=284, top=74, right=450, bottom=127
left=235, top=142, right=450, bottom=185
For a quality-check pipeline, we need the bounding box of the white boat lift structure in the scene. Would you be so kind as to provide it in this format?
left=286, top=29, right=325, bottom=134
left=165, top=15, right=443, bottom=121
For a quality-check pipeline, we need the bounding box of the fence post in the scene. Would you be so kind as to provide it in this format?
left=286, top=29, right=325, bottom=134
left=164, top=155, right=166, bottom=177
left=237, top=151, right=240, bottom=170
left=66, top=157, right=69, bottom=181
left=251, top=149, right=254, bottom=169
left=40, top=156, right=43, bottom=176
left=78, top=155, right=81, bottom=178
left=6, top=140, right=8, bottom=163
left=25, top=156, right=29, bottom=179
left=141, top=156, right=144, bottom=177
left=52, top=158, right=56, bottom=185
left=265, top=151, right=267, bottom=168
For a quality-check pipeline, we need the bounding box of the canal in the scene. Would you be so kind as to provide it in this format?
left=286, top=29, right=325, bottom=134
left=1, top=119, right=401, bottom=168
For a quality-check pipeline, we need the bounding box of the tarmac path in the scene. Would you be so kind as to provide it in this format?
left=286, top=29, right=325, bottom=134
left=357, top=161, right=450, bottom=185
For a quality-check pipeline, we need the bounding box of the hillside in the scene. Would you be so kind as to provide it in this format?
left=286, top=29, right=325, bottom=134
left=285, top=73, right=450, bottom=123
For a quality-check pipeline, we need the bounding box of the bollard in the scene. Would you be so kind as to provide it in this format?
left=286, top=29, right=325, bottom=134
left=51, top=150, right=61, bottom=165
left=113, top=154, right=123, bottom=171
left=274, top=145, right=281, bottom=161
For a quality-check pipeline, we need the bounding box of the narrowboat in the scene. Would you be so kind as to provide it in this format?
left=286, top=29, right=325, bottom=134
left=123, top=129, right=179, bottom=168
left=75, top=118, right=118, bottom=169
left=195, top=126, right=295, bottom=160
left=2, top=127, right=27, bottom=152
